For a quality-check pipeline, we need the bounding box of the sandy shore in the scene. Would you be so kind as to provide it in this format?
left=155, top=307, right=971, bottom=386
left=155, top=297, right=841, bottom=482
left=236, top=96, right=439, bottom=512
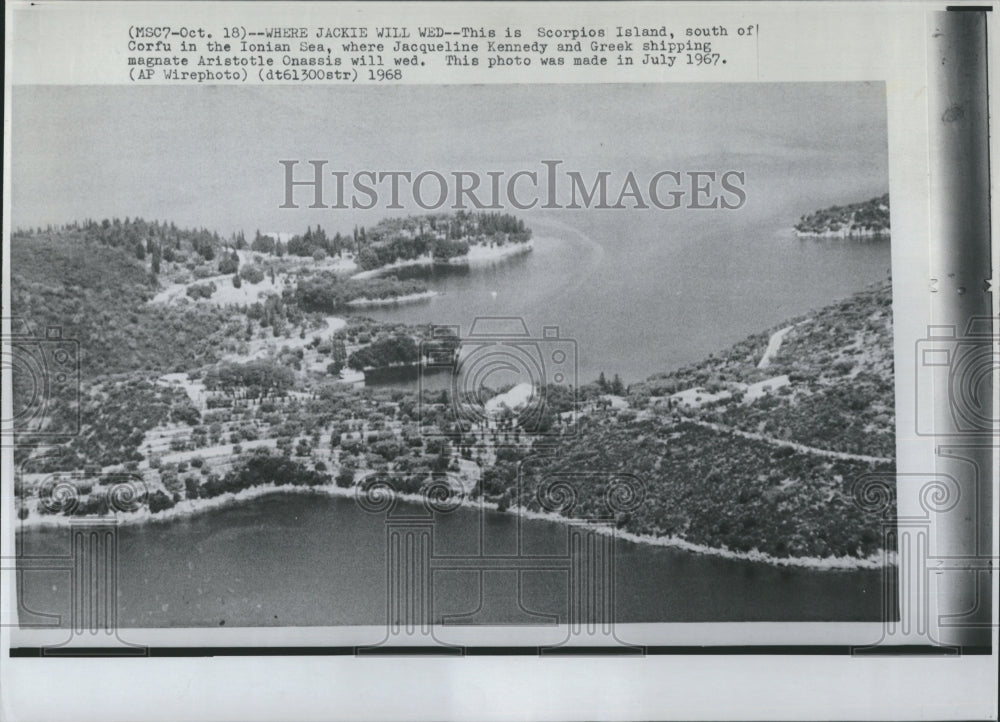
left=349, top=241, right=533, bottom=280
left=16, top=481, right=891, bottom=571
left=463, top=241, right=533, bottom=264
left=346, top=290, right=438, bottom=307
left=350, top=254, right=434, bottom=280
left=794, top=228, right=889, bottom=239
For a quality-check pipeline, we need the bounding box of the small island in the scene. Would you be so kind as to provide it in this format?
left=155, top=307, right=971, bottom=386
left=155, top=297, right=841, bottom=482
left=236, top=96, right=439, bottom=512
left=794, top=193, right=890, bottom=238
left=348, top=211, right=533, bottom=278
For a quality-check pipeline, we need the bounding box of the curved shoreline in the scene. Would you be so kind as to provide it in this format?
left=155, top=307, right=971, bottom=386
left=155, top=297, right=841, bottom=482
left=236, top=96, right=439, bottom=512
left=793, top=229, right=889, bottom=240
left=346, top=290, right=438, bottom=307
left=349, top=241, right=533, bottom=280
left=16, top=482, right=892, bottom=571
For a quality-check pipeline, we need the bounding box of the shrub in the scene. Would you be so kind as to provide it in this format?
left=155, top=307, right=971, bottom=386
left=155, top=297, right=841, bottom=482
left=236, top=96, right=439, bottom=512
left=335, top=466, right=355, bottom=488
left=191, top=265, right=216, bottom=279
left=184, top=476, right=201, bottom=499
left=171, top=402, right=202, bottom=426
left=239, top=265, right=266, bottom=284
left=218, top=252, right=239, bottom=275
left=148, top=489, right=176, bottom=513
left=186, top=281, right=217, bottom=299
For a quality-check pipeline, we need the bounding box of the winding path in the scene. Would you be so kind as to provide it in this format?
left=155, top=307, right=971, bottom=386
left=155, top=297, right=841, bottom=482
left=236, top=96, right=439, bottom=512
left=757, top=325, right=795, bottom=368
left=688, top=419, right=893, bottom=465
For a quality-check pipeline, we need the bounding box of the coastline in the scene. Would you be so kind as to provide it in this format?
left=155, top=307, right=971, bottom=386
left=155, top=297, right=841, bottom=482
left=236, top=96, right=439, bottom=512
left=793, top=228, right=889, bottom=240
left=15, top=481, right=892, bottom=572
left=346, top=290, right=438, bottom=307
left=349, top=240, right=533, bottom=280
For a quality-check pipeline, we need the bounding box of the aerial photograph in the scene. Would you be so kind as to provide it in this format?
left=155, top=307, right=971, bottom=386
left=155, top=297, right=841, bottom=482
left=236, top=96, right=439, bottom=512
left=10, top=83, right=895, bottom=631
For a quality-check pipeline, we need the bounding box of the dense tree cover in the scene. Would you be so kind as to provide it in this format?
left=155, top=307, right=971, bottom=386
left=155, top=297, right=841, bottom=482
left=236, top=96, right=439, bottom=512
left=430, top=237, right=470, bottom=261
left=29, top=451, right=328, bottom=515
left=291, top=273, right=428, bottom=312
left=11, top=235, right=245, bottom=378
left=218, top=250, right=240, bottom=275
left=203, top=360, right=296, bottom=401
left=196, top=451, right=328, bottom=497
left=368, top=211, right=531, bottom=245
left=27, top=378, right=192, bottom=471
left=11, top=217, right=230, bottom=264
left=794, top=194, right=890, bottom=235
left=335, top=319, right=460, bottom=358
left=250, top=230, right=276, bottom=254
left=347, top=335, right=419, bottom=371
left=350, top=211, right=531, bottom=270
left=517, top=419, right=892, bottom=559
left=354, top=233, right=430, bottom=270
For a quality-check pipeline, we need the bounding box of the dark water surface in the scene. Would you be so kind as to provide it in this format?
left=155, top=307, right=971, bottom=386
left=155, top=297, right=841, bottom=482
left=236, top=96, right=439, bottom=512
left=17, top=494, right=888, bottom=628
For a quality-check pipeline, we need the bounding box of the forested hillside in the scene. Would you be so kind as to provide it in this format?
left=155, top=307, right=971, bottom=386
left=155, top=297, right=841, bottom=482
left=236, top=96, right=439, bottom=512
left=11, top=233, right=243, bottom=376
left=12, top=216, right=894, bottom=564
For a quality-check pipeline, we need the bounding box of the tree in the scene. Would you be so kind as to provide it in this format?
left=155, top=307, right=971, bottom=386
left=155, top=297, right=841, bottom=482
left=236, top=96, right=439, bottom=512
left=203, top=360, right=295, bottom=401
left=251, top=230, right=275, bottom=254
left=184, top=476, right=201, bottom=499
left=347, top=336, right=418, bottom=371
left=335, top=465, right=355, bottom=488
left=357, top=247, right=380, bottom=271
left=432, top=237, right=469, bottom=261
left=218, top=250, right=240, bottom=275
left=148, top=489, right=176, bottom=513
left=239, top=265, right=265, bottom=284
